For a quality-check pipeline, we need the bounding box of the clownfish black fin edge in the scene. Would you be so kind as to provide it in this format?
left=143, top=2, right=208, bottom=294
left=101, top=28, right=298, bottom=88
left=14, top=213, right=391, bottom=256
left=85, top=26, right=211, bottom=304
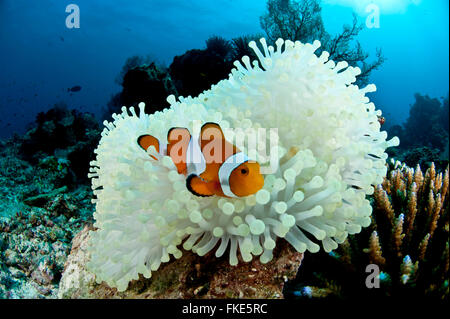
left=186, top=174, right=213, bottom=197
left=137, top=135, right=148, bottom=150
left=137, top=134, right=160, bottom=161
left=137, top=134, right=160, bottom=152
left=167, top=127, right=190, bottom=142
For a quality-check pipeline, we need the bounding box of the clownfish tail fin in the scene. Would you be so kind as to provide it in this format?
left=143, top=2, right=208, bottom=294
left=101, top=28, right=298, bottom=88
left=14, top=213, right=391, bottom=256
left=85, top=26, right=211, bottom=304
left=137, top=135, right=160, bottom=160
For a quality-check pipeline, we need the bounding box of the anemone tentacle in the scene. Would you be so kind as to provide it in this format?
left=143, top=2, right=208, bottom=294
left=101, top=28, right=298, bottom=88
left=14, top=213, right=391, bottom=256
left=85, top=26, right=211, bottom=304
left=87, top=38, right=398, bottom=292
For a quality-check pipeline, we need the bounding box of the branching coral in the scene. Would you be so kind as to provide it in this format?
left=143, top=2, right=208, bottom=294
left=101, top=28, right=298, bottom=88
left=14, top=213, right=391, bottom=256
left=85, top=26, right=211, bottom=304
left=87, top=38, right=398, bottom=292
left=373, top=161, right=449, bottom=297
left=288, top=161, right=449, bottom=299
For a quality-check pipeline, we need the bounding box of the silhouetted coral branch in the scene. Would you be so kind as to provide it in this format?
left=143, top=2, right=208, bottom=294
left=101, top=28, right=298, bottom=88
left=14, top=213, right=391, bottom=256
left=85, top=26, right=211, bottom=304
left=260, top=0, right=385, bottom=86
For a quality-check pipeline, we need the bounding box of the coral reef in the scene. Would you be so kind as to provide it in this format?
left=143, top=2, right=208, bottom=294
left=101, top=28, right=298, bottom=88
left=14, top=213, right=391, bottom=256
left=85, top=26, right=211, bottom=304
left=19, top=103, right=100, bottom=182
left=168, top=35, right=268, bottom=99
left=58, top=226, right=303, bottom=298
left=387, top=93, right=449, bottom=168
left=57, top=225, right=96, bottom=299
left=121, top=63, right=177, bottom=113
left=1, top=2, right=445, bottom=301
left=169, top=44, right=234, bottom=97
left=396, top=146, right=446, bottom=171
left=402, top=94, right=448, bottom=151
left=115, top=55, right=155, bottom=86
left=231, top=34, right=265, bottom=63
left=106, top=35, right=266, bottom=122
left=103, top=0, right=386, bottom=121
left=106, top=62, right=178, bottom=119
left=106, top=38, right=237, bottom=120
left=285, top=161, right=449, bottom=300
left=0, top=133, right=93, bottom=298
left=87, top=38, right=398, bottom=292
left=260, top=0, right=385, bottom=87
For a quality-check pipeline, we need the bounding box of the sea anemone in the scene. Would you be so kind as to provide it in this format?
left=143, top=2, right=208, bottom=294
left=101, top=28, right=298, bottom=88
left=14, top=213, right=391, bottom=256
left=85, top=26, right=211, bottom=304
left=87, top=38, right=399, bottom=292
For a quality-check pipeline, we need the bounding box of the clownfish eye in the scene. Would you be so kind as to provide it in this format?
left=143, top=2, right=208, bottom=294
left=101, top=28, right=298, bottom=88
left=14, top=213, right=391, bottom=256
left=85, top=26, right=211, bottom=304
left=240, top=168, right=249, bottom=175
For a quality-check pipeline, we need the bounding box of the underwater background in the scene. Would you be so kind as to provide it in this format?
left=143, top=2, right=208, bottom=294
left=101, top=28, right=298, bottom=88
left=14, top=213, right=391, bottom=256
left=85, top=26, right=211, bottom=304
left=0, top=0, right=448, bottom=299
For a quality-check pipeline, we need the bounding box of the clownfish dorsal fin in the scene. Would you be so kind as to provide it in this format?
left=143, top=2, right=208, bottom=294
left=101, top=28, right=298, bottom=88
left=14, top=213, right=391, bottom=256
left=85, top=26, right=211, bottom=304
left=186, top=174, right=214, bottom=197
left=167, top=127, right=191, bottom=174
left=200, top=122, right=224, bottom=148
left=137, top=135, right=160, bottom=160
left=200, top=122, right=237, bottom=163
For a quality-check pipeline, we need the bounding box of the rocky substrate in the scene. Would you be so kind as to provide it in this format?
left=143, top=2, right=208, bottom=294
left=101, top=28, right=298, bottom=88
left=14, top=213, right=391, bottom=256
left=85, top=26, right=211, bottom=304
left=58, top=226, right=303, bottom=299
left=0, top=135, right=94, bottom=299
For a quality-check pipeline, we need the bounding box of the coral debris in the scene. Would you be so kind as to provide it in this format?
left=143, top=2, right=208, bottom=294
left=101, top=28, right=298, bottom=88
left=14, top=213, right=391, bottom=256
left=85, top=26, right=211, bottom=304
left=0, top=138, right=93, bottom=298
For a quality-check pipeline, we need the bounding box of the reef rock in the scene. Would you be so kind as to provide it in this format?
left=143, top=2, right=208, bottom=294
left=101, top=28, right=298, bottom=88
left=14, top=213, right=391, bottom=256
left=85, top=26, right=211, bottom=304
left=58, top=225, right=96, bottom=299
left=23, top=186, right=68, bottom=208
left=19, top=103, right=100, bottom=182
left=58, top=225, right=303, bottom=299
left=169, top=47, right=233, bottom=97
left=120, top=63, right=177, bottom=114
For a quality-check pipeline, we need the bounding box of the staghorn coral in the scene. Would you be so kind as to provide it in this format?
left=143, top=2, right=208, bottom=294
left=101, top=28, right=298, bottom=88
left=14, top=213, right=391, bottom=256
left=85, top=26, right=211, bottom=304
left=87, top=38, right=398, bottom=292
left=287, top=160, right=449, bottom=300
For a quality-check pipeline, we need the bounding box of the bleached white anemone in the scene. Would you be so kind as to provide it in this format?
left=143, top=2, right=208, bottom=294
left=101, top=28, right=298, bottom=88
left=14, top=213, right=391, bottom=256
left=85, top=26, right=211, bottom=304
left=87, top=38, right=399, bottom=292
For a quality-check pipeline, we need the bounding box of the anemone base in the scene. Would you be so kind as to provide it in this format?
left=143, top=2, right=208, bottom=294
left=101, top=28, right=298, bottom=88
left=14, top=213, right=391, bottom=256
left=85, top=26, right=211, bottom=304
left=58, top=225, right=303, bottom=299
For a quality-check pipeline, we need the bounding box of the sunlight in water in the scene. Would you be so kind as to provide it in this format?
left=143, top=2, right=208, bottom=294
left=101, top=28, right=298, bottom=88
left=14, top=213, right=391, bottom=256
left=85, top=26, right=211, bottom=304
left=323, top=0, right=421, bottom=15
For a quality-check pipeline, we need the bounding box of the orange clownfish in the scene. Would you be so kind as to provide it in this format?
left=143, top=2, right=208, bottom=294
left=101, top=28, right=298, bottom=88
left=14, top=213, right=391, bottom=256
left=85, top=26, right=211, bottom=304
left=137, top=122, right=264, bottom=198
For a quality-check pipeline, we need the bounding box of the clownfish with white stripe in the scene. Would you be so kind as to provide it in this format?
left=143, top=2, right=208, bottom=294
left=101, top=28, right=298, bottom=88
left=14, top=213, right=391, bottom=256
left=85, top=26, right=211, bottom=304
left=137, top=122, right=264, bottom=198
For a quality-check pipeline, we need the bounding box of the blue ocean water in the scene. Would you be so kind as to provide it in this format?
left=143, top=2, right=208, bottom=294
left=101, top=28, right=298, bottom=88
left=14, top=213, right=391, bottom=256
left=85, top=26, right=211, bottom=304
left=0, top=0, right=448, bottom=300
left=0, top=0, right=448, bottom=139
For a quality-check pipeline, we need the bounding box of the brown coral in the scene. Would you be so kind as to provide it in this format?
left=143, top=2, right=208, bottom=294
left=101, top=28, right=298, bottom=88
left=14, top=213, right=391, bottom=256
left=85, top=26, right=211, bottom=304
left=287, top=161, right=449, bottom=300
left=366, top=162, right=449, bottom=297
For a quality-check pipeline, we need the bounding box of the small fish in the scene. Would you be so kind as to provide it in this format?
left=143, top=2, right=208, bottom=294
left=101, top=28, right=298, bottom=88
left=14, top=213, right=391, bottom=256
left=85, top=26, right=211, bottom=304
left=68, top=85, right=82, bottom=92
left=138, top=122, right=264, bottom=198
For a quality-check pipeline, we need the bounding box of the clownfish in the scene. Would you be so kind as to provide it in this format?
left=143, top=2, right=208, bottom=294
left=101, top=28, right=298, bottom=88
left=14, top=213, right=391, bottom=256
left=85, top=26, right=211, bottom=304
left=137, top=122, right=264, bottom=198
